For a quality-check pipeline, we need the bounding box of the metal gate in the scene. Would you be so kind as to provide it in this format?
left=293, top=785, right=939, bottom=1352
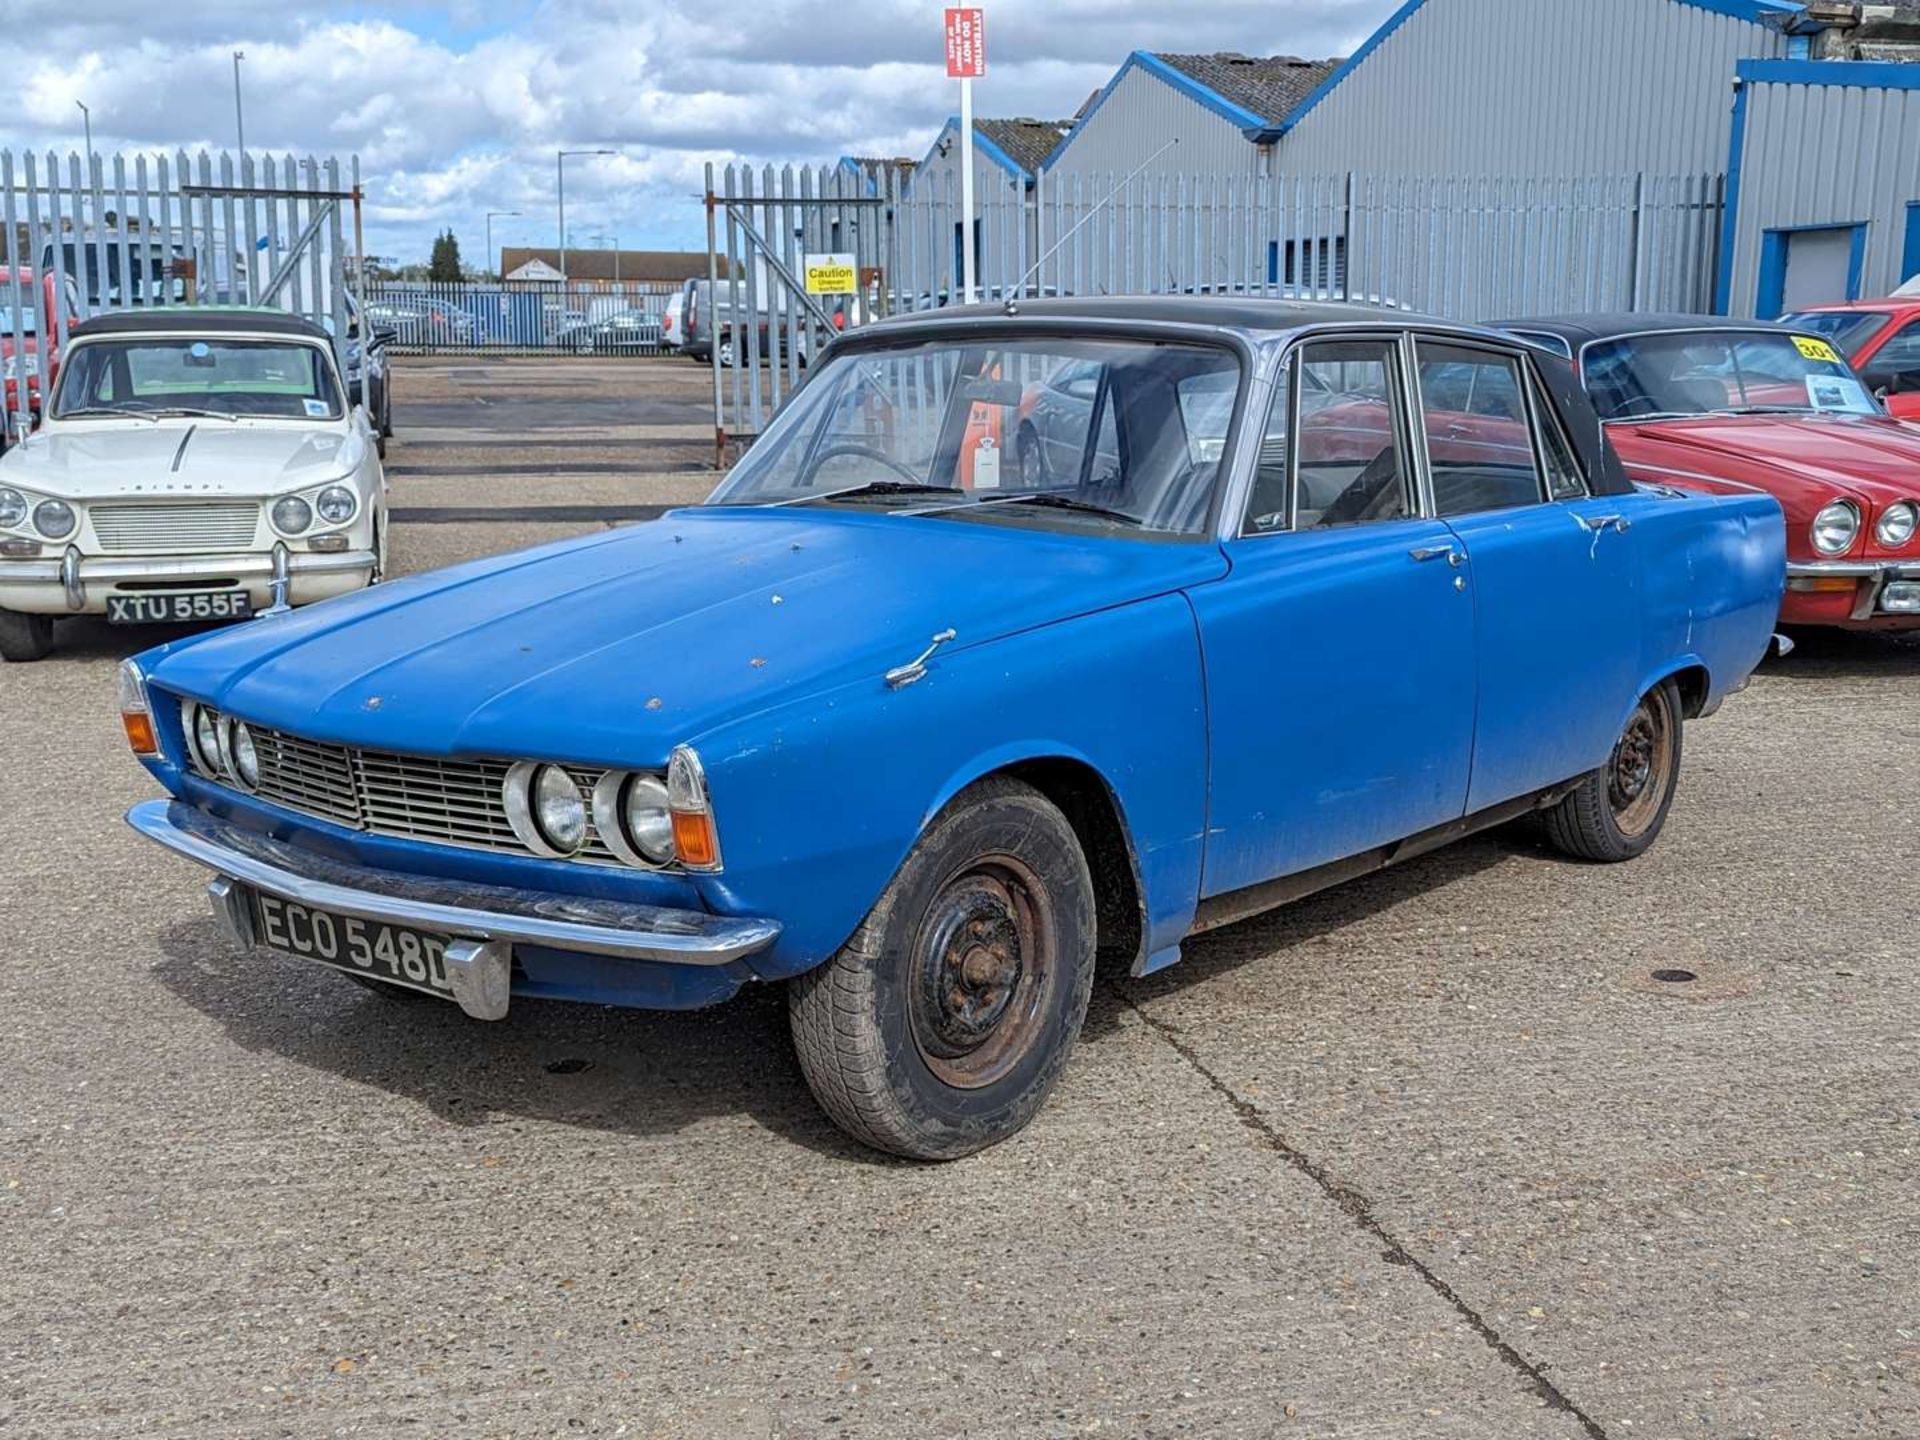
left=702, top=162, right=1726, bottom=464
left=3, top=148, right=365, bottom=442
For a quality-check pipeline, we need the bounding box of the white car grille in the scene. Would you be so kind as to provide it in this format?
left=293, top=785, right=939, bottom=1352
left=90, top=503, right=260, bottom=554
left=214, top=720, right=621, bottom=865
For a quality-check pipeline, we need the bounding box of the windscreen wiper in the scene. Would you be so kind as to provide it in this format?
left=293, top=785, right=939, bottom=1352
left=769, top=480, right=958, bottom=507
left=989, top=492, right=1142, bottom=526
left=56, top=407, right=160, bottom=422
left=145, top=406, right=244, bottom=422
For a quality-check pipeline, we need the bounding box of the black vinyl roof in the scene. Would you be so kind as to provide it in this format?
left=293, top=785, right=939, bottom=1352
left=66, top=306, right=332, bottom=342
left=1499, top=313, right=1800, bottom=345
left=869, top=294, right=1459, bottom=336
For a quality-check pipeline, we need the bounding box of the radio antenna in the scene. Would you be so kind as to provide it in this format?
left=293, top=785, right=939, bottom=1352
left=1009, top=138, right=1179, bottom=305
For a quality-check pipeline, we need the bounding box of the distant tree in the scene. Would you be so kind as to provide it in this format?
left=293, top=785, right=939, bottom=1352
left=427, top=229, right=464, bottom=283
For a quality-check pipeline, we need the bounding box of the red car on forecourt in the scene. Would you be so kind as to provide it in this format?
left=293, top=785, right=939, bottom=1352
left=1503, top=315, right=1920, bottom=631
left=1781, top=297, right=1920, bottom=425
left=1, top=269, right=68, bottom=450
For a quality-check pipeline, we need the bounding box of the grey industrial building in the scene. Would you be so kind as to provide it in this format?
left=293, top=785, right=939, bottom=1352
left=1010, top=0, right=1920, bottom=317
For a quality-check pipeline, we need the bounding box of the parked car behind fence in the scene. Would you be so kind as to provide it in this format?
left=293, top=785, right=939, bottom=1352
left=368, top=282, right=679, bottom=356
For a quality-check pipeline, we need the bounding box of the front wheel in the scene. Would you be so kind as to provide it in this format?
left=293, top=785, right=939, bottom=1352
left=1543, top=679, right=1682, bottom=862
left=0, top=608, right=54, bottom=662
left=788, top=776, right=1096, bottom=1160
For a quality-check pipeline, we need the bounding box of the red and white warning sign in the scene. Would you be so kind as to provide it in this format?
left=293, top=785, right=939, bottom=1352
left=944, top=8, right=986, bottom=79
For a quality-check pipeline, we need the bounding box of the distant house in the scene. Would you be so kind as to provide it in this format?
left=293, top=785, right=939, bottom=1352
left=498, top=247, right=719, bottom=287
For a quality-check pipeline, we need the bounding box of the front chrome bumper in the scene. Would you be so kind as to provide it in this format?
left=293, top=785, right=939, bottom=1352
left=0, top=546, right=375, bottom=612
left=127, top=800, right=782, bottom=1019
left=1785, top=560, right=1920, bottom=619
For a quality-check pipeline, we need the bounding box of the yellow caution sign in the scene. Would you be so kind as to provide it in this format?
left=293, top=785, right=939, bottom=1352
left=804, top=253, right=858, bottom=296
left=1793, top=335, right=1842, bottom=365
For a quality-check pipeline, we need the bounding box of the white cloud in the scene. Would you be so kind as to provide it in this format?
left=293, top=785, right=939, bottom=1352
left=6, top=0, right=1395, bottom=262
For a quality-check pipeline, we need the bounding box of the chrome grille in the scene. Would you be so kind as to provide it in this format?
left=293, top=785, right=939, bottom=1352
left=194, top=713, right=622, bottom=865
left=90, top=503, right=260, bottom=554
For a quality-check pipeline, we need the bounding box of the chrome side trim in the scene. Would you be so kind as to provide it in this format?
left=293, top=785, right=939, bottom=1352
left=1785, top=559, right=1919, bottom=578
left=127, top=799, right=780, bottom=968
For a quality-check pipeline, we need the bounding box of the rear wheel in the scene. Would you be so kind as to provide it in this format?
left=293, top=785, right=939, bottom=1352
left=0, top=608, right=54, bottom=662
left=1543, top=679, right=1682, bottom=862
left=788, top=776, right=1096, bottom=1160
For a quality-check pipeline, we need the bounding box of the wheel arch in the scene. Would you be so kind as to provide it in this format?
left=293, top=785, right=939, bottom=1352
left=923, top=746, right=1148, bottom=976
left=1621, top=655, right=1712, bottom=732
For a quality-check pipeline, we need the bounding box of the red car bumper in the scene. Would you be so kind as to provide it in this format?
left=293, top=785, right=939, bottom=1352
left=1784, top=560, right=1920, bottom=629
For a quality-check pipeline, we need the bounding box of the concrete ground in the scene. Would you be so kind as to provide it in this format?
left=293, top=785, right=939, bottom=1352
left=3, top=356, right=1917, bottom=1439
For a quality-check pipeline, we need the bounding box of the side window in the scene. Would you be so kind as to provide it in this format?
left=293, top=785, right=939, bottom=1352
left=1415, top=342, right=1544, bottom=516
left=1293, top=341, right=1410, bottom=530
left=1243, top=361, right=1292, bottom=533
left=1531, top=377, right=1589, bottom=500
left=1863, top=324, right=1920, bottom=394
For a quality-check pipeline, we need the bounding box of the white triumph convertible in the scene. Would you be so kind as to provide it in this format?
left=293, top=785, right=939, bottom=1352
left=0, top=307, right=387, bottom=661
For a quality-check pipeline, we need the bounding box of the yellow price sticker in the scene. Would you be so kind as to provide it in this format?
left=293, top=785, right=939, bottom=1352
left=1793, top=335, right=1841, bottom=365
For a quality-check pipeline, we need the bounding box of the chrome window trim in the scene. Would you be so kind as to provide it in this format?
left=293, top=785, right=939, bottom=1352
left=1408, top=335, right=1551, bottom=518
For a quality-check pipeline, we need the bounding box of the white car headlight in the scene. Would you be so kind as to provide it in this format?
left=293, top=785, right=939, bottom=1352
left=0, top=487, right=25, bottom=529
left=271, top=496, right=312, bottom=535
left=1811, top=500, right=1860, bottom=556
left=228, top=720, right=260, bottom=790
left=315, top=485, right=357, bottom=526
left=33, top=499, right=75, bottom=540
left=1875, top=501, right=1917, bottom=548
left=532, top=765, right=587, bottom=852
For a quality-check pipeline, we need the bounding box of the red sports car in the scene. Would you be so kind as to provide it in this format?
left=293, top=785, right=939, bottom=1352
left=1782, top=297, right=1920, bottom=424
left=1503, top=316, right=1920, bottom=631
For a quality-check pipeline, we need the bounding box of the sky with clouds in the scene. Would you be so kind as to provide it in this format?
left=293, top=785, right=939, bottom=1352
left=10, top=1, right=1398, bottom=266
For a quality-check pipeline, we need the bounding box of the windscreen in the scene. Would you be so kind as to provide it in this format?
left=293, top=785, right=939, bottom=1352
left=1582, top=330, right=1879, bottom=420
left=708, top=337, right=1243, bottom=536
left=52, top=338, right=343, bottom=420
left=1779, top=309, right=1894, bottom=360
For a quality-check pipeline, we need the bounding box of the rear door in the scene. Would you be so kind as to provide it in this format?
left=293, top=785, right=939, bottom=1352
left=1410, top=338, right=1647, bottom=811
left=1191, top=336, right=1477, bottom=898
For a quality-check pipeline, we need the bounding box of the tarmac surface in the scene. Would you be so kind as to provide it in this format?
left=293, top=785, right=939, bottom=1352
left=3, top=355, right=1917, bottom=1439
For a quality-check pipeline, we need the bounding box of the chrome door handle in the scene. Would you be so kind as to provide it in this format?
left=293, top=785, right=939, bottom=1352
left=1409, top=545, right=1457, bottom=563
left=1580, top=513, right=1632, bottom=533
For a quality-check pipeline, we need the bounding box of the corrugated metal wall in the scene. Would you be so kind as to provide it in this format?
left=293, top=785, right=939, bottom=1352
left=1045, top=64, right=1268, bottom=180
left=1722, top=77, right=1920, bottom=316
left=1274, top=0, right=1786, bottom=176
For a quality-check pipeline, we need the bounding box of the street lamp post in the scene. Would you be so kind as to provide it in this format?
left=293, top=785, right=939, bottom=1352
left=556, top=148, right=614, bottom=299
left=75, top=101, right=92, bottom=165
left=233, top=51, right=246, bottom=156
left=486, top=210, right=522, bottom=281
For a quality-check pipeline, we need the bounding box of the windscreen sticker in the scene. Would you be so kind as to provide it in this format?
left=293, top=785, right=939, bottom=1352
left=1793, top=335, right=1843, bottom=365
left=303, top=398, right=330, bottom=418
left=1806, top=374, right=1871, bottom=412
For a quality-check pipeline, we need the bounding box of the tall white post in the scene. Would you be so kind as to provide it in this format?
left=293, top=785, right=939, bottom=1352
left=959, top=78, right=977, bottom=305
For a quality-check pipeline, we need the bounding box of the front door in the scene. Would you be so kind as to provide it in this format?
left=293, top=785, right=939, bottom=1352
left=1410, top=339, right=1646, bottom=811
left=1192, top=337, right=1477, bottom=899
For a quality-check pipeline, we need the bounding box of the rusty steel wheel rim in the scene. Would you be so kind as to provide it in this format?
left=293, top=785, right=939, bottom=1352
left=907, top=855, right=1058, bottom=1090
left=1608, top=688, right=1674, bottom=838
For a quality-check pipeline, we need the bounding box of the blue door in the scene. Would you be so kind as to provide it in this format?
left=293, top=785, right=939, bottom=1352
left=1192, top=338, right=1477, bottom=899
left=1410, top=339, right=1645, bottom=811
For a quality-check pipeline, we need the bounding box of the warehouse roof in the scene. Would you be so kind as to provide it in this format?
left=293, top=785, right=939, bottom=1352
left=1150, top=53, right=1344, bottom=126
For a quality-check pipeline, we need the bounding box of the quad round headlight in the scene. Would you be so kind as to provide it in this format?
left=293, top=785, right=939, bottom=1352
left=228, top=720, right=260, bottom=790
left=534, top=765, right=588, bottom=852
left=504, top=761, right=589, bottom=856
left=1876, top=501, right=1917, bottom=548
left=0, top=487, right=26, bottom=529
left=1811, top=500, right=1860, bottom=556
left=315, top=486, right=357, bottom=525
left=184, top=702, right=224, bottom=777
left=271, top=496, right=313, bottom=535
left=33, top=499, right=75, bottom=539
left=592, top=771, right=674, bottom=867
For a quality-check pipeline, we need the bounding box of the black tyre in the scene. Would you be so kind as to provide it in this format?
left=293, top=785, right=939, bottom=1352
left=1543, top=679, right=1682, bottom=862
left=0, top=608, right=54, bottom=662
left=1016, top=424, right=1046, bottom=488
left=788, top=776, right=1096, bottom=1160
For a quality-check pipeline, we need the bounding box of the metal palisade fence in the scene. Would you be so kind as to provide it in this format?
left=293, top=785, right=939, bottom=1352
left=2, top=148, right=362, bottom=441
left=363, top=280, right=683, bottom=356
left=703, top=162, right=1725, bottom=448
